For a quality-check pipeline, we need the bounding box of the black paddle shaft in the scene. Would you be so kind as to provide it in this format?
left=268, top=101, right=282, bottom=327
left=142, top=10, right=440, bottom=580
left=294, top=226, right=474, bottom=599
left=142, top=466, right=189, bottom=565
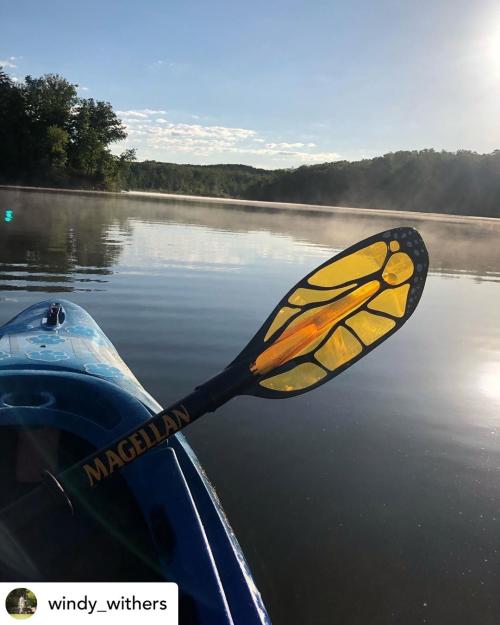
left=0, top=360, right=252, bottom=578
left=64, top=359, right=252, bottom=495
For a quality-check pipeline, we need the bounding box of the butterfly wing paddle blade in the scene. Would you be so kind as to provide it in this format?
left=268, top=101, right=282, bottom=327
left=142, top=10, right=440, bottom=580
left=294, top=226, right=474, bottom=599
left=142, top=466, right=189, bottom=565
left=230, top=226, right=429, bottom=399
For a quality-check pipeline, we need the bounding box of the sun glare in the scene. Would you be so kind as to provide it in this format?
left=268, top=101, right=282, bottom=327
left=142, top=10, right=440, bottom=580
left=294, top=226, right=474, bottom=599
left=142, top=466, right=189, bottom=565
left=486, top=24, right=500, bottom=75
left=478, top=362, right=500, bottom=404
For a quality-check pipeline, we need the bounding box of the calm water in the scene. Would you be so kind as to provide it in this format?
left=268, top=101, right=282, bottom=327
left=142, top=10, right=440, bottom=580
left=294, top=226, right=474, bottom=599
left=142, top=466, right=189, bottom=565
left=1, top=189, right=500, bottom=625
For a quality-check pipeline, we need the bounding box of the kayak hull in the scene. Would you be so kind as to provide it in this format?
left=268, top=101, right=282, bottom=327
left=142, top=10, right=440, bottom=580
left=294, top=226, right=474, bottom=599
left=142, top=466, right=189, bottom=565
left=0, top=300, right=271, bottom=625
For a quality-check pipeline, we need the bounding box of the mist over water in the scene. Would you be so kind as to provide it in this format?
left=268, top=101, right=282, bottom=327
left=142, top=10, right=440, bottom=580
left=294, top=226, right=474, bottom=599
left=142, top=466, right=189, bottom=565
left=1, top=189, right=500, bottom=625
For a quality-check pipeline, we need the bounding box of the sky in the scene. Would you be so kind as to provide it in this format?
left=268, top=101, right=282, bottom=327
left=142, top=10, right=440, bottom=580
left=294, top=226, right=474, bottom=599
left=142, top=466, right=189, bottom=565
left=2, top=0, right=500, bottom=169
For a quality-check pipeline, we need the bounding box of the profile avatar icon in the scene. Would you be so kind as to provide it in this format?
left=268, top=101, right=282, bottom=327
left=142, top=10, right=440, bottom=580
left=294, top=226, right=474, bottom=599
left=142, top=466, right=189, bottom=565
left=5, top=588, right=37, bottom=619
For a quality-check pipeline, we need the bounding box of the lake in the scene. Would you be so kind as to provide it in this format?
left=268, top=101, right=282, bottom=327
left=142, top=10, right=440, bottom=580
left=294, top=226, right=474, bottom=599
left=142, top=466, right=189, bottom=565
left=1, top=188, right=499, bottom=625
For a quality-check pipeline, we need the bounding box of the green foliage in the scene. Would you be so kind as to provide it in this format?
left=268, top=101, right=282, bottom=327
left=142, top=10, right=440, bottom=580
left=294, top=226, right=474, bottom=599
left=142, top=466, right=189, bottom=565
left=70, top=98, right=126, bottom=178
left=123, top=161, right=275, bottom=198
left=5, top=588, right=37, bottom=610
left=0, top=69, right=31, bottom=175
left=23, top=74, right=77, bottom=127
left=46, top=125, right=69, bottom=168
left=244, top=149, right=500, bottom=217
left=0, top=69, right=128, bottom=189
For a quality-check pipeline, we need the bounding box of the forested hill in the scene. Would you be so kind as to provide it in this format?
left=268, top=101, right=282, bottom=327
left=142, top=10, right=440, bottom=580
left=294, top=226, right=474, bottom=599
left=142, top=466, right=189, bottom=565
left=124, top=150, right=500, bottom=218
left=247, top=150, right=500, bottom=217
left=125, top=161, right=274, bottom=198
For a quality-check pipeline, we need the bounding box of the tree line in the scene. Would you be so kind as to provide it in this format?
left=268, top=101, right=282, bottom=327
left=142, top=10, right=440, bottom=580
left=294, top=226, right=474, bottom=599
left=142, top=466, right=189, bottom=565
left=125, top=161, right=274, bottom=198
left=125, top=150, right=500, bottom=217
left=1, top=68, right=499, bottom=217
left=245, top=150, right=500, bottom=217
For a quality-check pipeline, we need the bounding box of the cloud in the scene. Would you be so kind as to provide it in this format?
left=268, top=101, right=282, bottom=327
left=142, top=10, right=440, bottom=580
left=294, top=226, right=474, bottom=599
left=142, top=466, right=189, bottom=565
left=116, top=109, right=341, bottom=166
left=79, top=86, right=89, bottom=92
left=117, top=109, right=167, bottom=119
left=149, top=59, right=189, bottom=73
left=0, top=56, right=19, bottom=69
left=152, top=60, right=176, bottom=68
left=124, top=121, right=256, bottom=156
left=265, top=142, right=306, bottom=150
left=222, top=146, right=341, bottom=163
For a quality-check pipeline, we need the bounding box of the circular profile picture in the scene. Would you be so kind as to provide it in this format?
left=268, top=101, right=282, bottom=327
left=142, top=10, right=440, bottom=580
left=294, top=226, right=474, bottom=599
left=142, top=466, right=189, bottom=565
left=5, top=588, right=37, bottom=619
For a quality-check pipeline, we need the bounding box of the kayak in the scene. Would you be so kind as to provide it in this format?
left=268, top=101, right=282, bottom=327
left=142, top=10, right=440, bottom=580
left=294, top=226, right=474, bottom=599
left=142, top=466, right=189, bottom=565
left=0, top=300, right=271, bottom=625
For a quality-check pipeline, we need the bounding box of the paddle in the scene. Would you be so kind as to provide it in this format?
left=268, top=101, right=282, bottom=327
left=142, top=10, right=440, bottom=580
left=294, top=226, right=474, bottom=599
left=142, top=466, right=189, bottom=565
left=0, top=226, right=429, bottom=577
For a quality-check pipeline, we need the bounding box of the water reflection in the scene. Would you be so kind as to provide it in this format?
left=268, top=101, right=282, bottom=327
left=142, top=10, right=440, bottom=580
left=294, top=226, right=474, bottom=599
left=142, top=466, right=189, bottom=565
left=478, top=361, right=500, bottom=404
left=1, top=189, right=500, bottom=295
left=0, top=190, right=133, bottom=291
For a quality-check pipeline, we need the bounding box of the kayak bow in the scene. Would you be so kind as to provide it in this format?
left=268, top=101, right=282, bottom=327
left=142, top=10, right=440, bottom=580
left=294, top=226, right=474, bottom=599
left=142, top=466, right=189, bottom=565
left=0, top=299, right=271, bottom=625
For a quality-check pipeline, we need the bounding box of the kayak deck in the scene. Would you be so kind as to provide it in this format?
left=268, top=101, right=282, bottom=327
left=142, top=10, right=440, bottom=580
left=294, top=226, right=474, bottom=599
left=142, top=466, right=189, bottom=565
left=0, top=300, right=271, bottom=625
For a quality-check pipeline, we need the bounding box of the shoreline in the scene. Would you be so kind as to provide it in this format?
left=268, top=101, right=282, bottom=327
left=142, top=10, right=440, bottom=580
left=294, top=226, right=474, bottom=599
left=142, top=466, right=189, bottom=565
left=1, top=184, right=498, bottom=224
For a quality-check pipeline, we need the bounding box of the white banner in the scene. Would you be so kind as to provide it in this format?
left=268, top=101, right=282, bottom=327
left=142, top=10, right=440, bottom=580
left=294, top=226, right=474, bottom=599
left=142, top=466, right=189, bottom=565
left=1, top=582, right=178, bottom=625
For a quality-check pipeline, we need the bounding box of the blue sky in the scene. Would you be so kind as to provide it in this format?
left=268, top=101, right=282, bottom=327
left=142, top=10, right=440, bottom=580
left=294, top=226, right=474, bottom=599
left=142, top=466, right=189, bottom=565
left=2, top=0, right=500, bottom=168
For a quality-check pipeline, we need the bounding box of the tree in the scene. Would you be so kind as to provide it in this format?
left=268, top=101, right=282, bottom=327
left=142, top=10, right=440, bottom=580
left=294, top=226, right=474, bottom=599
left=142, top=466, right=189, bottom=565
left=0, top=67, right=31, bottom=176
left=119, top=148, right=137, bottom=163
left=46, top=125, right=70, bottom=168
left=20, top=74, right=78, bottom=172
left=69, top=98, right=126, bottom=186
left=22, top=73, right=77, bottom=129
left=0, top=69, right=129, bottom=188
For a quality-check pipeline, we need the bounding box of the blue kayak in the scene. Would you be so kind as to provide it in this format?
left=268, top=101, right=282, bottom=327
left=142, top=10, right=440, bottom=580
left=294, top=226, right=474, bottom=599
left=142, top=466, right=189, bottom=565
left=0, top=300, right=271, bottom=625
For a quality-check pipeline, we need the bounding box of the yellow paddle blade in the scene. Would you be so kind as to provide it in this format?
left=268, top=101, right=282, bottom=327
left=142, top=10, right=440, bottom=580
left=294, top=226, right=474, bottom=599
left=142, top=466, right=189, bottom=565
left=231, top=227, right=428, bottom=399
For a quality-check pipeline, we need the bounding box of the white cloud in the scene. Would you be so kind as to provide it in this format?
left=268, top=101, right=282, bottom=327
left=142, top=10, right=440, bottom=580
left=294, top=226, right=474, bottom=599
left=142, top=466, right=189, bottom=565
left=79, top=86, right=89, bottom=92
left=152, top=60, right=176, bottom=68
left=123, top=123, right=256, bottom=158
left=143, top=108, right=167, bottom=115
left=117, top=109, right=167, bottom=119
left=221, top=146, right=341, bottom=163
left=150, top=59, right=189, bottom=73
left=265, top=142, right=306, bottom=150
left=121, top=111, right=149, bottom=119
left=0, top=56, right=19, bottom=69
left=116, top=109, right=341, bottom=167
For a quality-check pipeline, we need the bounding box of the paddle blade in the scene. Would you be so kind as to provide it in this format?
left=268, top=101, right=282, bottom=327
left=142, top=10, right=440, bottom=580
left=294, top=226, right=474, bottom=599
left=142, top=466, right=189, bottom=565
left=232, top=226, right=428, bottom=399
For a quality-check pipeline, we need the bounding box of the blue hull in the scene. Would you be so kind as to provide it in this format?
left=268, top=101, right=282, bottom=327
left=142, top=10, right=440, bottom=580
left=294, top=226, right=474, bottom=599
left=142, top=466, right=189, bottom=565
left=0, top=300, right=271, bottom=625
